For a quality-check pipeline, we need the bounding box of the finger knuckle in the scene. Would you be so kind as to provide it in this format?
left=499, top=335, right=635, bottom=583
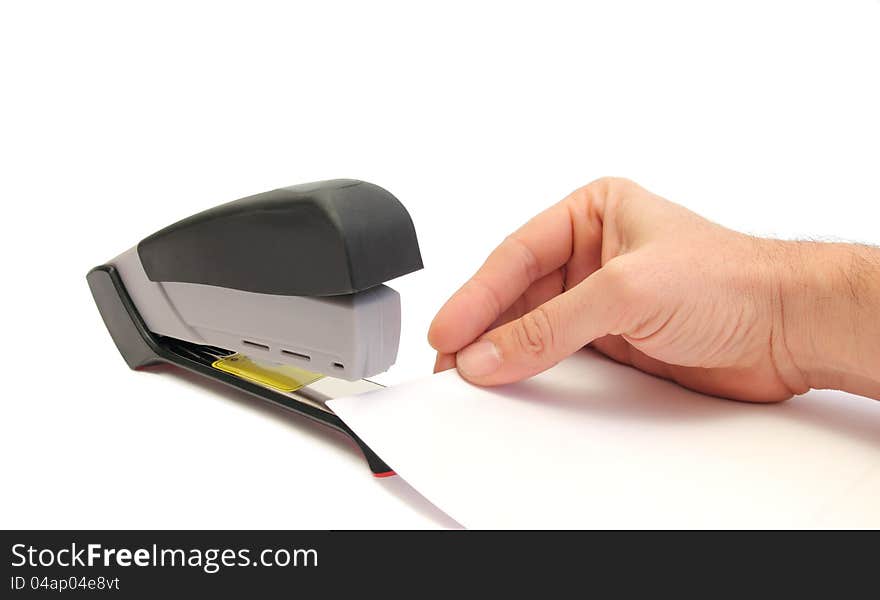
left=571, top=177, right=640, bottom=215
left=469, top=276, right=505, bottom=318
left=505, top=235, right=541, bottom=283
left=512, top=307, right=555, bottom=357
left=589, top=176, right=637, bottom=194
left=602, top=258, right=643, bottom=304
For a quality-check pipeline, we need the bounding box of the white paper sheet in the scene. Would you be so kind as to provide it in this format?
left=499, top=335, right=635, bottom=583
left=328, top=350, right=880, bottom=528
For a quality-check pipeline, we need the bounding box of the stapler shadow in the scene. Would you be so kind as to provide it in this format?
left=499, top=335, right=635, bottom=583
left=87, top=179, right=423, bottom=476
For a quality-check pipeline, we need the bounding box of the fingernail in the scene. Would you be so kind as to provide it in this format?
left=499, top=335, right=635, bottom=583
left=457, top=340, right=502, bottom=377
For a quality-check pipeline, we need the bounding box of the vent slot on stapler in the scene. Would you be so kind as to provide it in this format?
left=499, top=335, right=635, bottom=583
left=281, top=349, right=311, bottom=361
left=242, top=340, right=270, bottom=351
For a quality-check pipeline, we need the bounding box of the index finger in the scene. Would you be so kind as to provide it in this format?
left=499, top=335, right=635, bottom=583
left=427, top=188, right=606, bottom=353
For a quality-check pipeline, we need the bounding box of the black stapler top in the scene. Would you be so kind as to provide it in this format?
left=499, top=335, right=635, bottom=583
left=138, top=179, right=423, bottom=296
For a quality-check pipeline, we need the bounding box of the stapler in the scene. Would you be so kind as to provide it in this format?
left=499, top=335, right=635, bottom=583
left=87, top=179, right=423, bottom=476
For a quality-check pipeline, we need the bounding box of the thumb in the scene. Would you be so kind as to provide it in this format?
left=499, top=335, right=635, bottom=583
left=454, top=261, right=633, bottom=385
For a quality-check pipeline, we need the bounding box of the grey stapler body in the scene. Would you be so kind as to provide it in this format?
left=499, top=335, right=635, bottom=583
left=111, top=246, right=401, bottom=381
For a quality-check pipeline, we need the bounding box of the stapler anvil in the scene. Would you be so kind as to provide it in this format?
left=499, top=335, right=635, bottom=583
left=87, top=179, right=422, bottom=476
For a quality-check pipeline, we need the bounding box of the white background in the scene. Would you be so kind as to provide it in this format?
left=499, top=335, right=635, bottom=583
left=1, top=1, right=878, bottom=528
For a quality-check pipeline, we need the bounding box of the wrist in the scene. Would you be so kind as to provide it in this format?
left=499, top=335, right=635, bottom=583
left=774, top=241, right=880, bottom=396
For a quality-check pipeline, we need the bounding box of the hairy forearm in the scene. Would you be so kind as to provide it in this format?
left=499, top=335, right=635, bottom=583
left=777, top=241, right=880, bottom=399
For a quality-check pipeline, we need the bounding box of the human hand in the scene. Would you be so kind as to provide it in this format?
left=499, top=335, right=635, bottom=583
left=428, top=178, right=880, bottom=402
